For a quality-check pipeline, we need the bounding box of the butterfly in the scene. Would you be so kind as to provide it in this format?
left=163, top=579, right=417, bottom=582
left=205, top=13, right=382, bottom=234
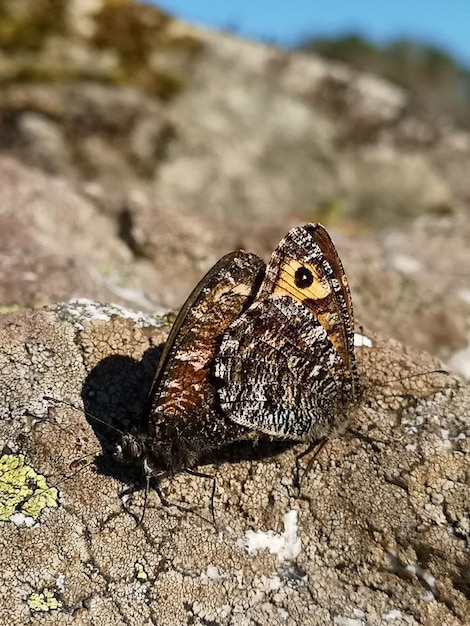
left=118, top=223, right=359, bottom=479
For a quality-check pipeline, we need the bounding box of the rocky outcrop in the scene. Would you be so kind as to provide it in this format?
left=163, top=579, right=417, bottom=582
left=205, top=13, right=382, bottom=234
left=1, top=4, right=470, bottom=623
left=0, top=1, right=468, bottom=227
left=0, top=302, right=468, bottom=625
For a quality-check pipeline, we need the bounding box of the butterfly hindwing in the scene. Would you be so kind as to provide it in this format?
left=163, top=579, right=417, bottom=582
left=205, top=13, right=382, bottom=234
left=214, top=224, right=358, bottom=441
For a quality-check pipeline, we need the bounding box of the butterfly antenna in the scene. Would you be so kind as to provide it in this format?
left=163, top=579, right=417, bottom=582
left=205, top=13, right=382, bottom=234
left=43, top=395, right=125, bottom=437
left=370, top=368, right=450, bottom=389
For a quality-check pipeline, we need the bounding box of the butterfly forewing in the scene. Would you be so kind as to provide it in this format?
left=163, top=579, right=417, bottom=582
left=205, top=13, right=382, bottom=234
left=261, top=223, right=356, bottom=372
left=148, top=251, right=266, bottom=423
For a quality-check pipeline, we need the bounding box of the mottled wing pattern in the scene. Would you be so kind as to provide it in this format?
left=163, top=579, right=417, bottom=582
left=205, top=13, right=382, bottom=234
left=214, top=224, right=359, bottom=441
left=147, top=251, right=266, bottom=428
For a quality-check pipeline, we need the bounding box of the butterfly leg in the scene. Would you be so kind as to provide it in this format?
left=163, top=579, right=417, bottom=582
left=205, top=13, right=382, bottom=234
left=185, top=468, right=217, bottom=528
left=294, top=439, right=327, bottom=493
left=121, top=474, right=193, bottom=526
left=132, top=470, right=217, bottom=527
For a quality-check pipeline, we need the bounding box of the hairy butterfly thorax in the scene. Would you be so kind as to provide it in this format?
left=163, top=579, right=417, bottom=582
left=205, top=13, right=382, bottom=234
left=117, top=223, right=360, bottom=481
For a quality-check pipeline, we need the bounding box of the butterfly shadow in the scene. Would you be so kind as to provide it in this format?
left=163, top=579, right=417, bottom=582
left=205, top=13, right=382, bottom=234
left=80, top=345, right=163, bottom=483
left=79, top=347, right=301, bottom=491
left=198, top=437, right=296, bottom=470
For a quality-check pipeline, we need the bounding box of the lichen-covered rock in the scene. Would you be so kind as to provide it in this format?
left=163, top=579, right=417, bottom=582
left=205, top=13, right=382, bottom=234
left=0, top=302, right=468, bottom=625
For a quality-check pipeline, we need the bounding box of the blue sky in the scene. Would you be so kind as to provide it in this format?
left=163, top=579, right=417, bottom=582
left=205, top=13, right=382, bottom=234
left=153, top=1, right=470, bottom=68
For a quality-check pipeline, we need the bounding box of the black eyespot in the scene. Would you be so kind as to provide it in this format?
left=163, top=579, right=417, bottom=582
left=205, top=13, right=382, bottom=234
left=294, top=266, right=314, bottom=289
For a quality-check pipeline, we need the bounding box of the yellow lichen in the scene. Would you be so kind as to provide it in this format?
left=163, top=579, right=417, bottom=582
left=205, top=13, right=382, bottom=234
left=0, top=454, right=58, bottom=522
left=135, top=562, right=148, bottom=580
left=27, top=588, right=62, bottom=612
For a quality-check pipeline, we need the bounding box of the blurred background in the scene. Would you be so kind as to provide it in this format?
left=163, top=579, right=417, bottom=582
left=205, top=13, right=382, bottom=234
left=159, top=0, right=470, bottom=130
left=0, top=0, right=469, bottom=374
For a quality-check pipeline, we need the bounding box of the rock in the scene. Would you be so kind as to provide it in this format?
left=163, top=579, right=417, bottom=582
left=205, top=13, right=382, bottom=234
left=336, top=216, right=470, bottom=362
left=0, top=1, right=468, bottom=226
left=0, top=4, right=469, bottom=622
left=0, top=156, right=134, bottom=309
left=0, top=156, right=246, bottom=311
left=0, top=302, right=468, bottom=624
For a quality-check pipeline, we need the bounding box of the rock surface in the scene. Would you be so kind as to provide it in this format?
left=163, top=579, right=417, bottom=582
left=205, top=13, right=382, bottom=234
left=0, top=302, right=468, bottom=625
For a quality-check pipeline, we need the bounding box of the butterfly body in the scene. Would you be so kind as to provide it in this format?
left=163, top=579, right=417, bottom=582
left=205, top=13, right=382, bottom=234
left=118, top=223, right=359, bottom=478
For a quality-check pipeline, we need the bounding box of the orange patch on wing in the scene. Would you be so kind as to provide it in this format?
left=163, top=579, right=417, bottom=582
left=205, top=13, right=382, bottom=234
left=273, top=260, right=331, bottom=303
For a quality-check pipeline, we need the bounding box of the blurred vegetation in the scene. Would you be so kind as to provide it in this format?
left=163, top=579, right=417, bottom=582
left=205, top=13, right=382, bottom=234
left=0, top=0, right=202, bottom=98
left=0, top=0, right=66, bottom=51
left=296, top=33, right=470, bottom=128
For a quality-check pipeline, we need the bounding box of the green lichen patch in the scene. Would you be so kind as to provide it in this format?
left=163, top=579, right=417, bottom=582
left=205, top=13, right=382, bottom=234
left=27, top=588, right=62, bottom=612
left=0, top=454, right=58, bottom=524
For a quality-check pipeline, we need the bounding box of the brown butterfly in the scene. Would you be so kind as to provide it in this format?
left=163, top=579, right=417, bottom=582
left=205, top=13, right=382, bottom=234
left=118, top=224, right=359, bottom=479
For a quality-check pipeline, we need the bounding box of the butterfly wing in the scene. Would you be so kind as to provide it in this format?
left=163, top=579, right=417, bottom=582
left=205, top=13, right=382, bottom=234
left=215, top=224, right=359, bottom=441
left=147, top=251, right=266, bottom=426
